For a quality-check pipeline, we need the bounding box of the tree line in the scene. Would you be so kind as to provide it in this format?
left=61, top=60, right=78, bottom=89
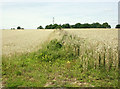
left=11, top=23, right=120, bottom=30
left=37, top=22, right=113, bottom=29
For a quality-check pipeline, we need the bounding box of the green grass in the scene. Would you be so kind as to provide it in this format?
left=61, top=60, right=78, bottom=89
left=2, top=32, right=118, bottom=87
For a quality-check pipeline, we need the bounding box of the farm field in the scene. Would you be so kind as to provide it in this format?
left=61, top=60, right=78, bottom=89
left=2, top=29, right=119, bottom=87
left=65, top=28, right=118, bottom=47
left=2, top=29, right=118, bottom=55
left=2, top=29, right=54, bottom=56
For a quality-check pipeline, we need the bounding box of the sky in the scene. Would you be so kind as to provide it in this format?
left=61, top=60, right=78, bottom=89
left=0, top=0, right=119, bottom=29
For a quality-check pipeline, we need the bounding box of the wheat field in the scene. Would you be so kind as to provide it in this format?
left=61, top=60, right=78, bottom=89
left=65, top=29, right=118, bottom=47
left=2, top=29, right=118, bottom=56
left=2, top=29, right=54, bottom=56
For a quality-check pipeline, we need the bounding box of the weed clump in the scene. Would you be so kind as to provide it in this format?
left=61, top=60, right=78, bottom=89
left=37, top=38, right=77, bottom=62
left=47, top=39, right=63, bottom=50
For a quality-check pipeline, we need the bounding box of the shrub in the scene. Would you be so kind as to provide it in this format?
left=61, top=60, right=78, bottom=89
left=37, top=26, right=44, bottom=29
left=47, top=39, right=62, bottom=50
left=17, top=26, right=21, bottom=29
left=115, top=24, right=120, bottom=28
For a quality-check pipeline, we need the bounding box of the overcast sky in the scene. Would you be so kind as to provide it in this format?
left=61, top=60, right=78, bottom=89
left=0, top=0, right=119, bottom=29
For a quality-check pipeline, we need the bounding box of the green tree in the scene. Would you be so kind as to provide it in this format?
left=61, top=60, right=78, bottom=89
left=102, top=22, right=111, bottom=28
left=74, top=23, right=81, bottom=28
left=56, top=25, right=62, bottom=30
left=80, top=23, right=91, bottom=28
left=37, top=26, right=43, bottom=29
left=44, top=22, right=111, bottom=29
left=45, top=24, right=59, bottom=29
left=45, top=25, right=49, bottom=29
left=17, top=26, right=21, bottom=29
left=62, top=23, right=70, bottom=28
left=52, top=24, right=58, bottom=29
left=70, top=25, right=75, bottom=28
left=45, top=24, right=53, bottom=29
left=116, top=24, right=120, bottom=28
left=91, top=22, right=102, bottom=28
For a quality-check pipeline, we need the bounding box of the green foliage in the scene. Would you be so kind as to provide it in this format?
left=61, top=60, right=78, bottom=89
left=17, top=26, right=24, bottom=29
left=15, top=71, right=22, bottom=76
left=74, top=23, right=81, bottom=28
left=6, top=78, right=24, bottom=87
left=37, top=25, right=44, bottom=29
left=17, top=26, right=21, bottom=29
left=102, top=22, right=111, bottom=28
left=47, top=39, right=63, bottom=50
left=37, top=39, right=76, bottom=62
left=56, top=25, right=62, bottom=30
left=45, top=24, right=60, bottom=29
left=80, top=23, right=91, bottom=28
left=115, top=24, right=120, bottom=28
left=91, top=22, right=102, bottom=28
left=62, top=23, right=71, bottom=28
left=43, top=22, right=111, bottom=29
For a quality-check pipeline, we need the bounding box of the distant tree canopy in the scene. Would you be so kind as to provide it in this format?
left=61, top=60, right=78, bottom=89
left=115, top=24, right=120, bottom=28
left=17, top=26, right=21, bottom=29
left=38, top=22, right=111, bottom=29
left=17, top=26, right=24, bottom=30
left=45, top=24, right=61, bottom=29
left=74, top=23, right=81, bottom=28
left=56, top=25, right=62, bottom=30
left=102, top=22, right=111, bottom=28
left=62, top=23, right=71, bottom=28
left=11, top=28, right=15, bottom=30
left=37, top=26, right=44, bottom=29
